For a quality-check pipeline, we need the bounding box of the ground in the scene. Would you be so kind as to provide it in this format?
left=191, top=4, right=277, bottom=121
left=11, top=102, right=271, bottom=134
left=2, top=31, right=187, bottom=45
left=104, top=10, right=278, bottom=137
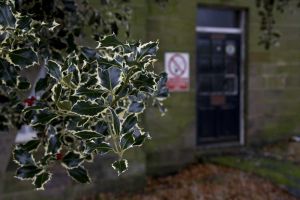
left=78, top=140, right=300, bottom=200
left=86, top=163, right=297, bottom=200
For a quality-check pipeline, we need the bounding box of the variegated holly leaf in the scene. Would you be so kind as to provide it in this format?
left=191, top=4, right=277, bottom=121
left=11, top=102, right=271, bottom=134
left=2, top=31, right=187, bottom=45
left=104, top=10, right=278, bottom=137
left=75, top=87, right=105, bottom=100
left=98, top=66, right=122, bottom=91
left=33, top=171, right=52, bottom=190
left=84, top=141, right=112, bottom=154
left=128, top=101, right=144, bottom=113
left=17, top=76, right=31, bottom=90
left=81, top=47, right=98, bottom=60
left=15, top=165, right=42, bottom=180
left=67, top=166, right=91, bottom=183
left=99, top=34, right=123, bottom=48
left=122, top=114, right=137, bottom=134
left=112, top=159, right=128, bottom=175
left=47, top=136, right=62, bottom=155
left=110, top=109, right=120, bottom=135
left=94, top=121, right=109, bottom=136
left=8, top=48, right=38, bottom=68
left=120, top=132, right=135, bottom=150
left=46, top=127, right=62, bottom=154
left=62, top=151, right=83, bottom=168
left=0, top=3, right=16, bottom=28
left=61, top=73, right=77, bottom=89
left=16, top=15, right=32, bottom=30
left=19, top=139, right=40, bottom=152
left=13, top=148, right=35, bottom=166
left=137, top=41, right=158, bottom=61
left=72, top=100, right=105, bottom=116
left=52, top=83, right=62, bottom=102
left=46, top=60, right=62, bottom=81
left=73, top=130, right=104, bottom=140
left=133, top=133, right=150, bottom=146
left=57, top=100, right=72, bottom=111
left=155, top=72, right=169, bottom=99
left=31, top=109, right=58, bottom=126
left=35, top=77, right=49, bottom=93
left=132, top=73, right=156, bottom=92
left=97, top=57, right=122, bottom=70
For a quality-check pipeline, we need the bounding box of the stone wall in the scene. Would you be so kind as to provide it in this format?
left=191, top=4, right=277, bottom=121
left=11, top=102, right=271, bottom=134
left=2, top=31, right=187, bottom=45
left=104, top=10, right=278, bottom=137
left=247, top=1, right=300, bottom=144
left=141, top=0, right=300, bottom=175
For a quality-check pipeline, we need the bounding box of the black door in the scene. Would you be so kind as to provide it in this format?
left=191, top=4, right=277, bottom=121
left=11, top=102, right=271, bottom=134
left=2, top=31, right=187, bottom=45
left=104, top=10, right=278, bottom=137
left=196, top=33, right=241, bottom=144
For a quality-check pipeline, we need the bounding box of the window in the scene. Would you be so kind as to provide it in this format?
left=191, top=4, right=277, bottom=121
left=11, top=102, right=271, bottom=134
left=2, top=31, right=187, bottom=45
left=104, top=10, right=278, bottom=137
left=197, top=7, right=240, bottom=28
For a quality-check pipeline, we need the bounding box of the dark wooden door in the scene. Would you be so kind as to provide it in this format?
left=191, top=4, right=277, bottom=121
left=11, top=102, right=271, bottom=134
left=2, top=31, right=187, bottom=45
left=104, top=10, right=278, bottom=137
left=196, top=33, right=241, bottom=144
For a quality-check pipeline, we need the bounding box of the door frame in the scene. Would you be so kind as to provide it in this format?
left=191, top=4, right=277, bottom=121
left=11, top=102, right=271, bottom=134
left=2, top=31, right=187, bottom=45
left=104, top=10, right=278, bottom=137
left=195, top=6, right=247, bottom=147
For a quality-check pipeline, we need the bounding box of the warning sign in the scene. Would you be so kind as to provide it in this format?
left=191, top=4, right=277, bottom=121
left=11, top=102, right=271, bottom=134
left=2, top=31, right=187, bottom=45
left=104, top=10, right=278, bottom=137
left=165, top=52, right=190, bottom=92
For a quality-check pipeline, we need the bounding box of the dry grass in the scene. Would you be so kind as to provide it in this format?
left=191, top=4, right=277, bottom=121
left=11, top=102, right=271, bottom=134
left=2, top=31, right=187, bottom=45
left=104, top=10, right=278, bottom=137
left=89, top=163, right=297, bottom=200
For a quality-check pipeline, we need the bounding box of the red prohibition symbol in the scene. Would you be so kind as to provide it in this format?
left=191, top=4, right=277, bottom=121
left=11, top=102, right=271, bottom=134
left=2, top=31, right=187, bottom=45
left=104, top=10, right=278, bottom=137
left=167, top=53, right=187, bottom=77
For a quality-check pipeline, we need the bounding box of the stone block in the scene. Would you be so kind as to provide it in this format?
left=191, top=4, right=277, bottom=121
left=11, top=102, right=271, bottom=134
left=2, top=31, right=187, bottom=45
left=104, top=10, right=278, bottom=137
left=146, top=147, right=196, bottom=176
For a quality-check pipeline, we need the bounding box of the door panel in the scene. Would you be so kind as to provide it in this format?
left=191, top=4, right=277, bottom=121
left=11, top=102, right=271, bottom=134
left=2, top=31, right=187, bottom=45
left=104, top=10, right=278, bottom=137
left=196, top=33, right=241, bottom=144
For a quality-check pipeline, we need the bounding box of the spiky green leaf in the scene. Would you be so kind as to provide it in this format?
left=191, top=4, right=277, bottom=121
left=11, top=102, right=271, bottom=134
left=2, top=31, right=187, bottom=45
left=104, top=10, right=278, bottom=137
left=16, top=16, right=31, bottom=30
left=8, top=48, right=38, bottom=67
left=72, top=100, right=105, bottom=116
left=19, top=139, right=40, bottom=152
left=122, top=114, right=137, bottom=134
left=100, top=34, right=123, bottom=48
left=75, top=87, right=104, bottom=99
left=73, top=130, right=104, bottom=140
left=31, top=110, right=58, bottom=126
left=13, top=148, right=34, bottom=165
left=62, top=151, right=83, bottom=169
left=137, top=41, right=158, bottom=61
left=112, top=159, right=128, bottom=175
left=67, top=166, right=91, bottom=183
left=16, top=76, right=31, bottom=90
left=46, top=60, right=62, bottom=81
left=155, top=72, right=169, bottom=99
left=120, top=132, right=135, bottom=150
left=57, top=100, right=72, bottom=111
left=35, top=77, right=48, bottom=93
left=51, top=83, right=62, bottom=102
left=110, top=109, right=120, bottom=135
left=133, top=133, right=150, bottom=146
left=97, top=56, right=122, bottom=69
left=33, top=172, right=51, bottom=190
left=61, top=73, right=77, bottom=89
left=47, top=135, right=62, bottom=154
left=15, top=165, right=42, bottom=180
left=0, top=4, right=16, bottom=28
left=85, top=141, right=112, bottom=154
left=128, top=101, right=144, bottom=113
left=98, top=67, right=122, bottom=91
left=94, top=121, right=109, bottom=136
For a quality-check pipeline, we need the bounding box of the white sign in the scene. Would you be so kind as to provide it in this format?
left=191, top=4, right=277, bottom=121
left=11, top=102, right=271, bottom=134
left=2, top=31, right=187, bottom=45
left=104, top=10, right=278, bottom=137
left=164, top=52, right=190, bottom=91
